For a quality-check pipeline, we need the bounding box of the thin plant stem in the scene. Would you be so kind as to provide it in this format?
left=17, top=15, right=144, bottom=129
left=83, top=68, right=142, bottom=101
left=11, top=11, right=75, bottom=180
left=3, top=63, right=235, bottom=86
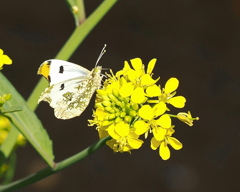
left=76, top=0, right=86, bottom=25
left=0, top=127, right=18, bottom=165
left=64, top=0, right=86, bottom=26
left=0, top=136, right=111, bottom=192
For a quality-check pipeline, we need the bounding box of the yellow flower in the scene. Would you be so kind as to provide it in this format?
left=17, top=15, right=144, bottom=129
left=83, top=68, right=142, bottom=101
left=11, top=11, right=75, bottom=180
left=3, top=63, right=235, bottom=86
left=160, top=78, right=186, bottom=108
left=0, top=115, right=11, bottom=130
left=151, top=128, right=183, bottom=160
left=177, top=111, right=199, bottom=126
left=89, top=58, right=199, bottom=160
left=106, top=121, right=143, bottom=152
left=0, top=49, right=12, bottom=70
left=0, top=115, right=26, bottom=146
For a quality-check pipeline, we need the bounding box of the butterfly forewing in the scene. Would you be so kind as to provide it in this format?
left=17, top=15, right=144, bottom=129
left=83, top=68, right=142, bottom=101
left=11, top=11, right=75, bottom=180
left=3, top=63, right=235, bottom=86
left=38, top=59, right=91, bottom=85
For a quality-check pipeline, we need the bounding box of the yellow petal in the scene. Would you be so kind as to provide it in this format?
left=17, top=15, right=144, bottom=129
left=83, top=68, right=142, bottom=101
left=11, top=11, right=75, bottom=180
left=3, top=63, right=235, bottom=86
left=164, top=78, right=179, bottom=93
left=141, top=74, right=156, bottom=85
left=123, top=61, right=131, bottom=71
left=150, top=137, right=160, bottom=150
left=95, top=108, right=107, bottom=121
left=2, top=55, right=12, bottom=64
left=0, top=49, right=3, bottom=55
left=107, top=124, right=120, bottom=139
left=119, top=82, right=134, bottom=97
left=122, top=145, right=131, bottom=152
left=120, top=76, right=127, bottom=85
left=147, top=58, right=157, bottom=74
left=159, top=141, right=170, bottom=160
left=115, top=121, right=130, bottom=137
left=138, top=105, right=154, bottom=120
left=127, top=69, right=139, bottom=82
left=128, top=138, right=143, bottom=149
left=156, top=114, right=171, bottom=128
left=116, top=61, right=131, bottom=77
left=107, top=81, right=121, bottom=92
left=98, top=129, right=109, bottom=139
left=168, top=137, right=183, bottom=150
left=106, top=139, right=117, bottom=151
left=0, top=115, right=11, bottom=129
left=153, top=102, right=166, bottom=117
left=97, top=89, right=107, bottom=96
left=153, top=127, right=167, bottom=141
left=168, top=96, right=186, bottom=108
left=167, top=128, right=175, bottom=136
left=130, top=58, right=143, bottom=70
left=134, top=120, right=149, bottom=135
left=146, top=84, right=161, bottom=97
left=131, top=87, right=146, bottom=104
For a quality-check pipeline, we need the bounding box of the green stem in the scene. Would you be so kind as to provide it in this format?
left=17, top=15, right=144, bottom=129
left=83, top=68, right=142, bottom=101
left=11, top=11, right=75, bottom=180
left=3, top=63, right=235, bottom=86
left=76, top=0, right=86, bottom=25
left=3, top=152, right=16, bottom=184
left=64, top=0, right=86, bottom=26
left=167, top=114, right=177, bottom=118
left=0, top=136, right=110, bottom=192
left=0, top=127, right=18, bottom=165
left=27, top=0, right=118, bottom=111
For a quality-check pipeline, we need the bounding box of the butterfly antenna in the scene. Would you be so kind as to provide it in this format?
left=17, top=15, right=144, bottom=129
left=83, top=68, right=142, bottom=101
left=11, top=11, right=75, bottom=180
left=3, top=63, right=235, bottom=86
left=95, top=44, right=107, bottom=67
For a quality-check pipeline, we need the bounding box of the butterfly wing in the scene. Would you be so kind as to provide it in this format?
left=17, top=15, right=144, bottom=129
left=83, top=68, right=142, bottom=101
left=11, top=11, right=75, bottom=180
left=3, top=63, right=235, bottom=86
left=38, top=59, right=91, bottom=85
left=38, top=66, right=102, bottom=119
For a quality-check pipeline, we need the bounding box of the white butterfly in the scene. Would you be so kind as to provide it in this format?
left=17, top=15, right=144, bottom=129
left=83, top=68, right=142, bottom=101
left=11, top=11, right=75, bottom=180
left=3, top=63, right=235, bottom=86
left=37, top=46, right=105, bottom=120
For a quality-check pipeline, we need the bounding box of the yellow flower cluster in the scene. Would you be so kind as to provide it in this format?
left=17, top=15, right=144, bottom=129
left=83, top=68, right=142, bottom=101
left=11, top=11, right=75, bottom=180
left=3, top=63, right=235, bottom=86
left=0, top=49, right=12, bottom=70
left=89, top=58, right=198, bottom=160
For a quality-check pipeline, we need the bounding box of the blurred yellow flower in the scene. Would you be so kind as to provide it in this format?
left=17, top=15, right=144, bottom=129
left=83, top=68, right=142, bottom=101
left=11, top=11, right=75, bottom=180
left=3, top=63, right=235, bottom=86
left=89, top=58, right=198, bottom=160
left=0, top=49, right=12, bottom=70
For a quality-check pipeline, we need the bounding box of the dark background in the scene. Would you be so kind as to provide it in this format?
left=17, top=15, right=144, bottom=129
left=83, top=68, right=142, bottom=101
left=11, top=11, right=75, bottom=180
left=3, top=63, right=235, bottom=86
left=1, top=0, right=240, bottom=191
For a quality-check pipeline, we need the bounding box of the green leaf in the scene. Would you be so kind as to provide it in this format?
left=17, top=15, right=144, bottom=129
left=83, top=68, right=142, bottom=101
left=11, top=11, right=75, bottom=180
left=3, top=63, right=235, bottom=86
left=2, top=106, right=22, bottom=114
left=0, top=72, right=54, bottom=167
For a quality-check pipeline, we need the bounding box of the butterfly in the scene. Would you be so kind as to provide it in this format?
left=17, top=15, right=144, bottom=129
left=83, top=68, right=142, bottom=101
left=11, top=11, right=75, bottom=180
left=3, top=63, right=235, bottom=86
left=37, top=46, right=105, bottom=120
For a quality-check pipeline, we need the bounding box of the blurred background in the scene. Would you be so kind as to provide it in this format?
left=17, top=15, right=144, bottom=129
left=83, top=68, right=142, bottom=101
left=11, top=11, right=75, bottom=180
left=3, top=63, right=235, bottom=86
left=1, top=0, right=240, bottom=191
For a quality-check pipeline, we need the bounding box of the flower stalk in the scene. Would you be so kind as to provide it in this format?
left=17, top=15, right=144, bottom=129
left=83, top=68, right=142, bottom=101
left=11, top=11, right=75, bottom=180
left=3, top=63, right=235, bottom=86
left=0, top=136, right=110, bottom=192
